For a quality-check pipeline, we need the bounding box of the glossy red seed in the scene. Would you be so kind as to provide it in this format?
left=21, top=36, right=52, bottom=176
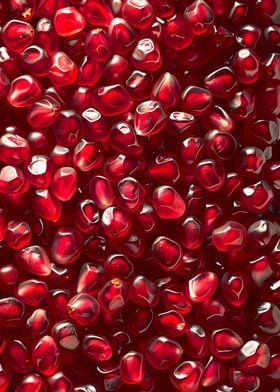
left=48, top=51, right=78, bottom=87
left=54, top=110, right=83, bottom=147
left=0, top=68, right=10, bottom=99
left=73, top=139, right=103, bottom=172
left=152, top=186, right=185, bottom=219
left=231, top=48, right=260, bottom=84
left=151, top=72, right=181, bottom=109
left=98, top=278, right=128, bottom=313
left=80, top=0, right=113, bottom=27
left=200, top=356, right=225, bottom=388
left=241, top=180, right=274, bottom=213
left=16, top=245, right=51, bottom=277
left=184, top=0, right=214, bottom=35
left=22, top=45, right=51, bottom=77
left=2, top=20, right=34, bottom=52
left=89, top=175, right=114, bottom=210
left=163, top=13, right=193, bottom=50
left=115, top=177, right=145, bottom=212
left=54, top=7, right=85, bottom=37
left=204, top=67, right=237, bottom=98
left=178, top=216, right=204, bottom=250
left=210, top=328, right=244, bottom=360
left=238, top=340, right=270, bottom=373
left=26, top=308, right=49, bottom=337
left=92, top=84, right=133, bottom=116
left=0, top=134, right=30, bottom=166
left=0, top=297, right=25, bottom=327
left=8, top=75, right=42, bottom=108
left=27, top=96, right=60, bottom=128
left=47, top=371, right=72, bottom=392
left=130, top=275, right=160, bottom=307
left=221, top=272, right=249, bottom=307
left=121, top=0, right=154, bottom=29
left=16, top=279, right=47, bottom=306
left=229, top=368, right=260, bottom=392
left=33, top=189, right=62, bottom=222
left=120, top=351, right=145, bottom=384
left=181, top=86, right=213, bottom=115
left=77, top=262, right=105, bottom=295
left=152, top=236, right=182, bottom=271
left=146, top=336, right=182, bottom=370
left=82, top=108, right=110, bottom=142
left=131, top=38, right=162, bottom=71
left=32, top=336, right=60, bottom=376
left=52, top=320, right=80, bottom=351
left=212, top=221, right=246, bottom=252
left=188, top=271, right=218, bottom=302
left=51, top=167, right=77, bottom=201
left=238, top=146, right=266, bottom=178
left=82, top=334, right=112, bottom=361
left=67, top=293, right=100, bottom=326
left=51, top=227, right=82, bottom=265
left=110, top=122, right=143, bottom=155
left=125, top=70, right=152, bottom=101
left=4, top=339, right=32, bottom=374
left=24, top=155, right=53, bottom=188
left=155, top=310, right=185, bottom=337
left=134, top=100, right=167, bottom=137
left=170, top=360, right=204, bottom=392
left=236, top=24, right=262, bottom=48
left=85, top=28, right=111, bottom=61
left=195, top=159, right=225, bottom=191
left=108, top=17, right=136, bottom=54
left=101, top=206, right=132, bottom=238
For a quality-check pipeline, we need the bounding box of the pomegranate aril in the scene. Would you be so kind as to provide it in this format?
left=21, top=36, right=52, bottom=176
left=73, top=139, right=103, bottom=172
left=82, top=108, right=110, bottom=142
left=170, top=360, right=204, bottom=392
left=52, top=320, right=80, bottom=351
left=188, top=271, right=218, bottom=302
left=98, top=278, right=128, bottom=313
left=51, top=227, right=82, bottom=265
left=89, top=175, right=114, bottom=210
left=200, top=356, right=225, bottom=388
left=47, top=371, right=72, bottom=392
left=229, top=368, right=260, bottom=392
left=152, top=186, right=185, bottom=219
left=16, top=279, right=48, bottom=307
left=195, top=159, right=225, bottom=191
left=134, top=100, right=167, bottom=137
left=131, top=38, right=162, bottom=71
left=24, top=155, right=53, bottom=188
left=184, top=0, right=214, bottom=35
left=16, top=245, right=51, bottom=277
left=32, top=336, right=60, bottom=376
left=238, top=340, right=270, bottom=373
left=85, top=28, right=111, bottom=61
left=0, top=68, right=10, bottom=100
left=79, top=0, right=113, bottom=27
left=54, top=7, right=85, bottom=37
left=4, top=339, right=32, bottom=374
left=2, top=19, right=34, bottom=52
left=110, top=122, right=143, bottom=155
left=26, top=308, right=49, bottom=337
left=67, top=293, right=100, bottom=326
left=212, top=221, right=246, bottom=252
left=241, top=180, right=274, bottom=213
left=126, top=70, right=152, bottom=101
left=130, top=275, right=160, bottom=307
left=0, top=297, right=25, bottom=327
left=82, top=334, right=112, bottom=361
left=120, top=351, right=145, bottom=384
left=8, top=75, right=42, bottom=108
left=151, top=72, right=181, bottom=109
left=33, top=189, right=62, bottom=222
left=22, top=45, right=51, bottom=77
left=103, top=54, right=132, bottom=84
left=15, top=373, right=47, bottom=392
left=51, top=166, right=77, bottom=201
left=152, top=236, right=182, bottom=271
left=181, top=86, right=212, bottom=115
left=231, top=48, right=260, bottom=84
left=121, top=0, right=154, bottom=29
left=48, top=51, right=78, bottom=87
left=146, top=336, right=183, bottom=370
left=92, top=84, right=133, bottom=116
left=54, top=110, right=83, bottom=147
left=221, top=272, right=249, bottom=307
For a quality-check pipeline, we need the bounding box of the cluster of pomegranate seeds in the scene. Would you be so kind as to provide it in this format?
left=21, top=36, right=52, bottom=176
left=0, top=0, right=279, bottom=391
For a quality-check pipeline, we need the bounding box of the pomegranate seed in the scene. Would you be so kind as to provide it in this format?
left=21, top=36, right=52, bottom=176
left=89, top=175, right=114, bottom=210
left=47, top=371, right=72, bottom=392
left=134, top=100, right=167, bottom=137
left=16, top=279, right=48, bottom=306
left=120, top=351, right=145, bottom=384
left=52, top=320, right=80, bottom=351
left=51, top=167, right=77, bottom=201
left=212, top=221, right=246, bottom=252
left=146, top=336, right=183, bottom=370
left=85, top=28, right=111, bottom=61
left=82, top=334, right=112, bottom=361
left=51, top=227, right=82, bottom=265
left=0, top=297, right=25, bottom=327
left=238, top=340, right=270, bottom=373
left=121, top=0, right=154, bottom=29
left=26, top=308, right=49, bottom=337
left=152, top=186, right=185, bottom=219
left=24, top=155, right=53, bottom=188
left=170, top=360, right=204, bottom=391
left=80, top=0, right=113, bottom=27
left=7, top=74, right=42, bottom=108
left=195, top=159, right=226, bottom=191
left=98, top=278, right=128, bottom=313
left=48, top=51, right=78, bottom=87
left=152, top=236, right=182, bottom=271
left=130, top=275, right=160, bottom=307
left=67, top=293, right=100, bottom=326
left=210, top=328, right=244, bottom=360
left=131, top=38, right=162, bottom=71
left=2, top=20, right=34, bottom=52
left=92, top=84, right=133, bottom=116
left=181, top=86, right=213, bottom=115
left=101, top=206, right=132, bottom=238
left=54, top=7, right=85, bottom=37
left=16, top=245, right=51, bottom=277
left=200, top=356, right=225, bottom=388
left=32, top=336, right=60, bottom=376
left=4, top=339, right=32, bottom=374
left=188, top=271, right=218, bottom=302
left=184, top=0, right=214, bottom=35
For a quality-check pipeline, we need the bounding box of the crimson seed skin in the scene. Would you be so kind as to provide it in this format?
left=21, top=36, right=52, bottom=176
left=0, top=1, right=279, bottom=390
